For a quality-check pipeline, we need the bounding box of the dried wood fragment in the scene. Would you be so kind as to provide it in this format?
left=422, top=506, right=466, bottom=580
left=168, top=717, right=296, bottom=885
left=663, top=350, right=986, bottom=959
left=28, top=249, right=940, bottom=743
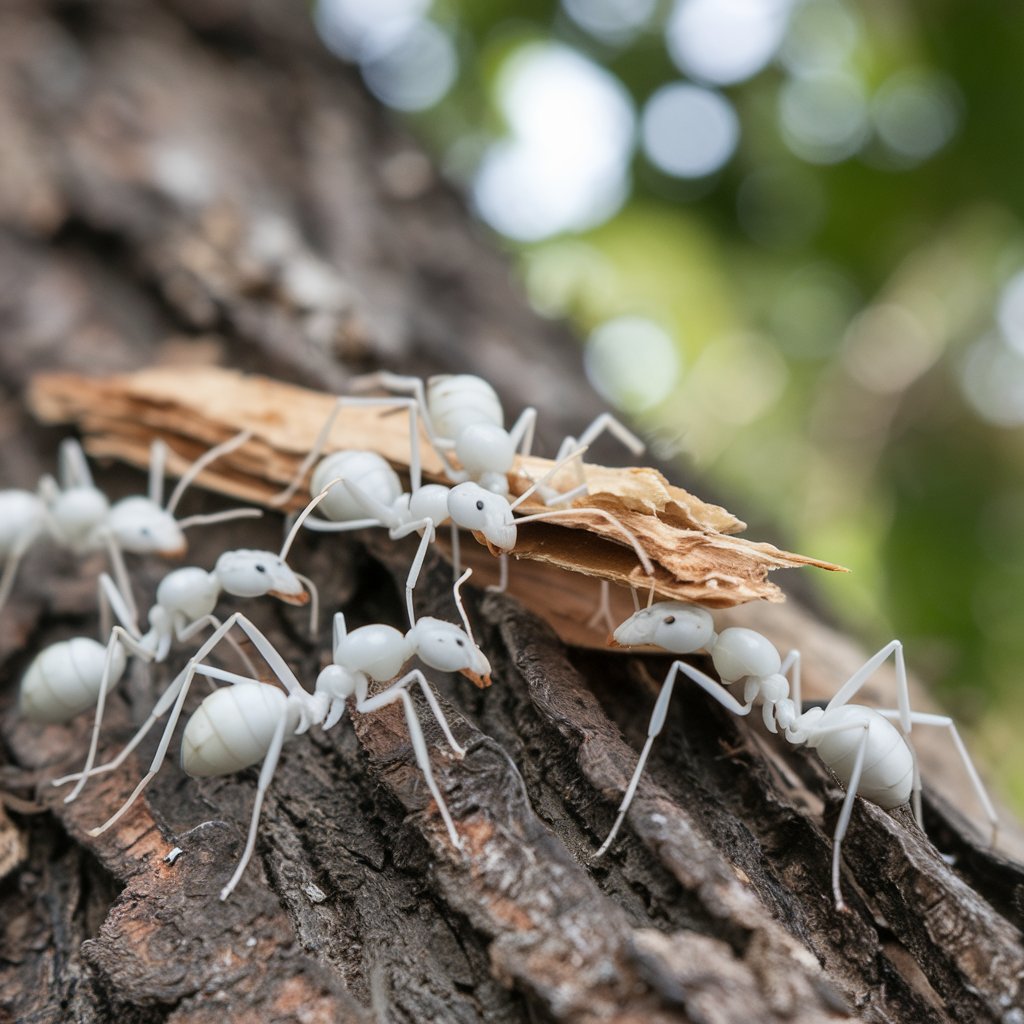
left=29, top=366, right=844, bottom=615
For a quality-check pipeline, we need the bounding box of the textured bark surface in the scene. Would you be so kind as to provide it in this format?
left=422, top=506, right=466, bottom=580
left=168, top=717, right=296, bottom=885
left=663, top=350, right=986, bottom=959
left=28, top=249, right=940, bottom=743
left=1, top=2, right=1023, bottom=1023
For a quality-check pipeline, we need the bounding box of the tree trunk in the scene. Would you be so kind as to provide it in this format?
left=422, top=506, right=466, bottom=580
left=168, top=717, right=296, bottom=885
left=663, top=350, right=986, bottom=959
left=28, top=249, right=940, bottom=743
left=1, top=2, right=1022, bottom=1022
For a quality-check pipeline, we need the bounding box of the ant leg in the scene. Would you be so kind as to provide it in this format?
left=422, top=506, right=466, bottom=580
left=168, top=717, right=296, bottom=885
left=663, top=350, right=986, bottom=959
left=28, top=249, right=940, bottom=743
left=594, top=660, right=752, bottom=858
left=165, top=430, right=253, bottom=514
left=218, top=712, right=290, bottom=901
left=348, top=371, right=435, bottom=436
left=356, top=686, right=462, bottom=849
left=0, top=529, right=36, bottom=615
left=98, top=529, right=139, bottom=628
left=585, top=580, right=615, bottom=634
left=147, top=439, right=168, bottom=507
left=63, top=624, right=151, bottom=802
left=807, top=720, right=870, bottom=911
left=176, top=614, right=258, bottom=678
left=58, top=438, right=95, bottom=490
left=508, top=407, right=538, bottom=458
left=826, top=640, right=910, bottom=732
left=877, top=709, right=999, bottom=846
left=269, top=397, right=349, bottom=507
left=393, top=669, right=466, bottom=757
left=486, top=554, right=508, bottom=594
left=331, top=397, right=431, bottom=490
left=388, top=519, right=435, bottom=627
left=780, top=649, right=802, bottom=708
left=569, top=413, right=645, bottom=459
left=449, top=523, right=461, bottom=578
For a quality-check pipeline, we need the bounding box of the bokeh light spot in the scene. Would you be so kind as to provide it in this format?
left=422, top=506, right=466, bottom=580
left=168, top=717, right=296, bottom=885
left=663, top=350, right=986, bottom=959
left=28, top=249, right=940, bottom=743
left=641, top=84, right=740, bottom=179
left=472, top=43, right=635, bottom=241
left=667, top=0, right=793, bottom=86
left=780, top=0, right=860, bottom=75
left=584, top=316, right=680, bottom=412
left=961, top=333, right=1024, bottom=427
left=315, top=0, right=430, bottom=60
left=361, top=21, right=457, bottom=112
left=872, top=69, right=961, bottom=166
left=995, top=271, right=1024, bottom=354
left=841, top=303, right=942, bottom=395
left=561, top=0, right=658, bottom=45
left=778, top=70, right=869, bottom=163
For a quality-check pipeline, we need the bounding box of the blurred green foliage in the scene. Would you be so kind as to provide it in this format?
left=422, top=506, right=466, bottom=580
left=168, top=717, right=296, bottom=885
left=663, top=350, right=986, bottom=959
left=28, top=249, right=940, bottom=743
left=318, top=0, right=1024, bottom=808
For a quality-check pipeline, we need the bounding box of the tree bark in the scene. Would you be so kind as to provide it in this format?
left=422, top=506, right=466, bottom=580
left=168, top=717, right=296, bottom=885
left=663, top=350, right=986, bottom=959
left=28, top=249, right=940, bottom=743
left=1, top=2, right=1022, bottom=1023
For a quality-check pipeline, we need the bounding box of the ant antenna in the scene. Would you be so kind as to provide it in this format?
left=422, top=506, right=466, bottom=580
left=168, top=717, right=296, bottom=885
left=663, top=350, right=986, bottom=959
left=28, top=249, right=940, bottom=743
left=509, top=445, right=589, bottom=511
left=452, top=568, right=478, bottom=649
left=511, top=505, right=655, bottom=578
left=166, top=430, right=254, bottom=514
left=646, top=578, right=656, bottom=609
left=149, top=439, right=168, bottom=507
left=279, top=477, right=344, bottom=561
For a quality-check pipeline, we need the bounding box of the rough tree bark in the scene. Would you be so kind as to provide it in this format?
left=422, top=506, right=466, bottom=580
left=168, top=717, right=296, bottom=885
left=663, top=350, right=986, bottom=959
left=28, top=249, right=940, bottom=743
left=1, top=2, right=1023, bottom=1023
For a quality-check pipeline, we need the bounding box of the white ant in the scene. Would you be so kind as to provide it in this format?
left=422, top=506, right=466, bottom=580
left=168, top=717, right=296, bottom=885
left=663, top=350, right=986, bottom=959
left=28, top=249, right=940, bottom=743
left=37, top=484, right=331, bottom=804
left=81, top=569, right=489, bottom=901
left=599, top=600, right=999, bottom=908
left=350, top=371, right=645, bottom=499
left=274, top=397, right=656, bottom=625
left=0, top=432, right=260, bottom=622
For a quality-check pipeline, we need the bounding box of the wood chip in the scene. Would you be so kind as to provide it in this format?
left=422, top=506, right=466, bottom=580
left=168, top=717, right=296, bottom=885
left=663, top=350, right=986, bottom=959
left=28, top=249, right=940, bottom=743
left=29, top=366, right=844, bottom=609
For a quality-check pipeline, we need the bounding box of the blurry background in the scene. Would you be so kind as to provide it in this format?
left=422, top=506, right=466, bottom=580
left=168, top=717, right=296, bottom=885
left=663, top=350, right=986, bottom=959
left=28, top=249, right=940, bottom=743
left=313, top=0, right=1024, bottom=810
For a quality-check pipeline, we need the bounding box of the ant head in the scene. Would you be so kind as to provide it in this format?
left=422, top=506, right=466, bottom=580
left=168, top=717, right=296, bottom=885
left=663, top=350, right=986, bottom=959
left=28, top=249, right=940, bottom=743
left=214, top=549, right=309, bottom=604
left=455, top=423, right=515, bottom=480
left=108, top=497, right=186, bottom=557
left=408, top=484, right=453, bottom=527
left=447, top=483, right=516, bottom=553
left=611, top=602, right=714, bottom=654
left=408, top=617, right=492, bottom=687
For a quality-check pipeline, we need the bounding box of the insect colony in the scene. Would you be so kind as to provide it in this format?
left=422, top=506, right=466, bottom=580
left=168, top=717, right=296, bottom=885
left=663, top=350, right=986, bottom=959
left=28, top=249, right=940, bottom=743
left=6, top=370, right=1000, bottom=908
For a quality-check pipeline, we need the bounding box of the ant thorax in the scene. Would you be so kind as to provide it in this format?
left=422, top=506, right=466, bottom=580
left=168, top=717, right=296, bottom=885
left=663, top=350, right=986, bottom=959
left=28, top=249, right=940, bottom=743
left=155, top=567, right=219, bottom=622
left=406, top=484, right=450, bottom=528
left=49, top=487, right=111, bottom=550
left=710, top=628, right=782, bottom=684
left=335, top=623, right=412, bottom=681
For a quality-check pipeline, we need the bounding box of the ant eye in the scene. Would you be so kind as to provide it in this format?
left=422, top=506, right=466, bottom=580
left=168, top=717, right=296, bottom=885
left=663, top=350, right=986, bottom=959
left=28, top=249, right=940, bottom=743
left=256, top=565, right=266, bottom=573
left=664, top=616, right=675, bottom=624
left=475, top=500, right=484, bottom=511
left=456, top=639, right=464, bottom=647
